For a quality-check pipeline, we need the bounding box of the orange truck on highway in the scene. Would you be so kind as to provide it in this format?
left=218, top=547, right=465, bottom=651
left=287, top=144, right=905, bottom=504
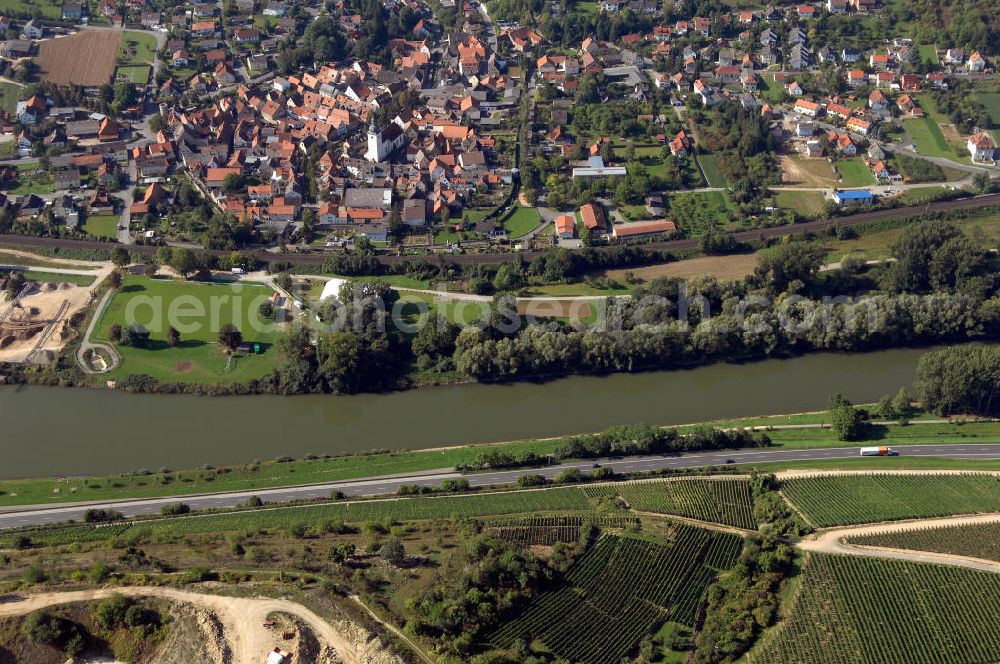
left=859, top=447, right=899, bottom=456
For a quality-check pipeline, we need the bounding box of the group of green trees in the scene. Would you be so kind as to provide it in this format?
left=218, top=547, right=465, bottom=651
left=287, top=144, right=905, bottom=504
left=917, top=345, right=1000, bottom=416
left=890, top=0, right=1000, bottom=56
left=694, top=474, right=804, bottom=662
left=457, top=424, right=770, bottom=471
left=406, top=534, right=551, bottom=656
left=20, top=595, right=163, bottom=661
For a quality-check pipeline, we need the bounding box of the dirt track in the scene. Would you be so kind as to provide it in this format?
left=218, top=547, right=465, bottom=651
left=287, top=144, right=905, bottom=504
left=797, top=513, right=1000, bottom=573
left=0, top=587, right=363, bottom=664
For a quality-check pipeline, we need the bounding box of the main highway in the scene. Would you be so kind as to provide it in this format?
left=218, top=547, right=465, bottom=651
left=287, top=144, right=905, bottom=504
left=2, top=444, right=999, bottom=530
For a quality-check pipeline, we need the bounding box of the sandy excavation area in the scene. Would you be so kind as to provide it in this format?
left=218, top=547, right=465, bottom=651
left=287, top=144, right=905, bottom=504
left=0, top=280, right=96, bottom=364
left=0, top=253, right=114, bottom=363
left=0, top=586, right=397, bottom=664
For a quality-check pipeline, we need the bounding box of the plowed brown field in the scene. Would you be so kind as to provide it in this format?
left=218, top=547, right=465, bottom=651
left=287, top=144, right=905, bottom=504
left=38, top=30, right=120, bottom=86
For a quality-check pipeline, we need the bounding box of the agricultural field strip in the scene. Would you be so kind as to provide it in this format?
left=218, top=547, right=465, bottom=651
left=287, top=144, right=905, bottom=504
left=840, top=514, right=1000, bottom=564
left=779, top=473, right=1000, bottom=527
left=490, top=528, right=743, bottom=664
left=0, top=486, right=594, bottom=547
left=749, top=554, right=1000, bottom=664
left=583, top=478, right=757, bottom=530
left=478, top=514, right=641, bottom=546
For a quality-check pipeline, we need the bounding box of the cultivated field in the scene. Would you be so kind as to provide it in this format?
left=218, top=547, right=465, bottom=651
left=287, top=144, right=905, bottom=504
left=605, top=252, right=759, bottom=282
left=780, top=473, right=1000, bottom=527
left=751, top=554, right=1000, bottom=664
left=848, top=520, right=1000, bottom=562
left=481, top=514, right=641, bottom=546
left=585, top=478, right=758, bottom=530
left=0, top=486, right=594, bottom=548
left=38, top=30, right=121, bottom=86
left=491, top=528, right=743, bottom=663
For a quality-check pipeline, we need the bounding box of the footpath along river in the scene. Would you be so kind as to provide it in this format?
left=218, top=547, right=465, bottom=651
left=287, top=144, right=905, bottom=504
left=0, top=346, right=932, bottom=478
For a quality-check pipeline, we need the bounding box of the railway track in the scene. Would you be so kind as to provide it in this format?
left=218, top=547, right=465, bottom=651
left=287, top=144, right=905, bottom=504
left=1, top=193, right=998, bottom=269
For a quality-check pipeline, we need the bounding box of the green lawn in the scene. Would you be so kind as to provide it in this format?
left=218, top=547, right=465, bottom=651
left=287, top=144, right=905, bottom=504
left=459, top=208, right=492, bottom=224
left=396, top=291, right=486, bottom=326
left=503, top=205, right=542, bottom=238
left=917, top=43, right=938, bottom=64
left=0, top=81, right=24, bottom=115
left=835, top=158, right=876, bottom=187
left=22, top=270, right=96, bottom=286
left=895, top=186, right=947, bottom=205
left=119, top=31, right=158, bottom=65
left=0, top=0, right=62, bottom=18
left=697, top=154, right=729, bottom=188
left=904, top=116, right=953, bottom=158
left=115, top=65, right=151, bottom=85
left=775, top=190, right=826, bottom=217
left=2, top=163, right=53, bottom=195
left=757, top=74, right=785, bottom=104
left=978, top=92, right=1000, bottom=127
left=83, top=214, right=120, bottom=239
left=94, top=276, right=285, bottom=384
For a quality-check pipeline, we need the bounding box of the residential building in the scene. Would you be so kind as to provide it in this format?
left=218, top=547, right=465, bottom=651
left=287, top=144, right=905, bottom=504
left=555, top=214, right=575, bottom=238
left=968, top=132, right=998, bottom=163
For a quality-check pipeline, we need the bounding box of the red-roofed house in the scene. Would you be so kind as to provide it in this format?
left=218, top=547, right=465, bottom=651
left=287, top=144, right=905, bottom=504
left=554, top=214, right=575, bottom=239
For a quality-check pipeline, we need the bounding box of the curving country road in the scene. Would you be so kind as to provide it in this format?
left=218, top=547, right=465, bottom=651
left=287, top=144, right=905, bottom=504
left=797, top=513, right=1000, bottom=574
left=2, top=444, right=1000, bottom=531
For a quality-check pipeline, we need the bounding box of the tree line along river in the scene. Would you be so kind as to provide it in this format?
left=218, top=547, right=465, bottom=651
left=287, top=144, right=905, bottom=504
left=0, top=346, right=931, bottom=479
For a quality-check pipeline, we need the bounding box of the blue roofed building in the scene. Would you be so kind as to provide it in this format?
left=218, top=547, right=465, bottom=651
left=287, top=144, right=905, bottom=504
left=833, top=190, right=874, bottom=206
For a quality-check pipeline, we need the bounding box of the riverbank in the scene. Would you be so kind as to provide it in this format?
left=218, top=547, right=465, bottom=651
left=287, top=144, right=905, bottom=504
left=1, top=400, right=997, bottom=507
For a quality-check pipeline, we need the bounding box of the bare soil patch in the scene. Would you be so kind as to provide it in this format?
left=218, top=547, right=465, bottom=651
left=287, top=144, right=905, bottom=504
left=38, top=30, right=120, bottom=86
left=174, top=360, right=193, bottom=373
left=518, top=299, right=594, bottom=319
left=605, top=253, right=759, bottom=282
left=779, top=155, right=838, bottom=187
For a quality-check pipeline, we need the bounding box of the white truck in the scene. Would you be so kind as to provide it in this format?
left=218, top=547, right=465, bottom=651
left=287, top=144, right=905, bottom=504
left=859, top=446, right=899, bottom=457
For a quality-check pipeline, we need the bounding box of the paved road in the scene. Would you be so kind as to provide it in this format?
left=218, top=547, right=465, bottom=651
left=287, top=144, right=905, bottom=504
left=75, top=287, right=120, bottom=374
left=2, top=444, right=1000, bottom=530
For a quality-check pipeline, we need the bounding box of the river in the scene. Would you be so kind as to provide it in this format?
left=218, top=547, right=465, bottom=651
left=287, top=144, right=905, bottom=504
left=0, top=346, right=931, bottom=478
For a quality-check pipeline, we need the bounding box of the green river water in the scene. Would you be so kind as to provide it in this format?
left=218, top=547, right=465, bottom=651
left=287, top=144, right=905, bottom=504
left=0, top=346, right=930, bottom=478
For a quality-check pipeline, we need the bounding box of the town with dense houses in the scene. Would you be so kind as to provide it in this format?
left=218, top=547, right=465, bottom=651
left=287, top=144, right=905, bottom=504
left=0, top=0, right=993, bottom=255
